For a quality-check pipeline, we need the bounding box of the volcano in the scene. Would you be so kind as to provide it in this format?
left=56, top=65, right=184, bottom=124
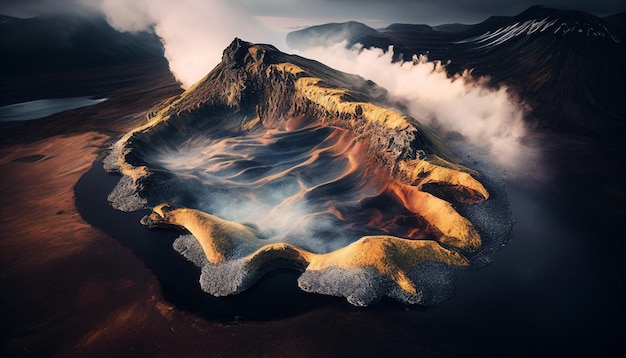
left=2, top=4, right=625, bottom=357
left=105, top=38, right=512, bottom=306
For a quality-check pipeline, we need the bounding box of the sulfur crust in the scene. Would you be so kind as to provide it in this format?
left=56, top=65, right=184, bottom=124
left=146, top=204, right=469, bottom=295
left=274, top=64, right=412, bottom=130
left=272, top=62, right=305, bottom=75
left=308, top=236, right=469, bottom=294
left=386, top=182, right=481, bottom=250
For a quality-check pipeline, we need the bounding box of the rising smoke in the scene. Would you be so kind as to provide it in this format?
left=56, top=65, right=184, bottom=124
left=81, top=0, right=284, bottom=88
left=298, top=42, right=535, bottom=170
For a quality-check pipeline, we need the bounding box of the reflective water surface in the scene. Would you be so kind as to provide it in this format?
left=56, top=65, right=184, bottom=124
left=0, top=97, right=107, bottom=122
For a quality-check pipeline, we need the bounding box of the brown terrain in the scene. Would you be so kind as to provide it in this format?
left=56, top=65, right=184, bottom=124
left=0, top=63, right=229, bottom=355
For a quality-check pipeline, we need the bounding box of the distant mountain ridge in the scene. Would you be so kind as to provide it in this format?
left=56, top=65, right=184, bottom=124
left=380, top=24, right=434, bottom=33
left=458, top=6, right=621, bottom=43
left=287, top=6, right=625, bottom=135
left=286, top=21, right=378, bottom=49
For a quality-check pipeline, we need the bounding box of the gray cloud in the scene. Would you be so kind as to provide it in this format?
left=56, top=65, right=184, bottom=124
left=0, top=0, right=94, bottom=17
left=2, top=0, right=624, bottom=25
left=237, top=0, right=625, bottom=25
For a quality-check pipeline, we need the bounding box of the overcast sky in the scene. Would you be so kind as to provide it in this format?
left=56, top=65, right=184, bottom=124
left=1, top=0, right=624, bottom=28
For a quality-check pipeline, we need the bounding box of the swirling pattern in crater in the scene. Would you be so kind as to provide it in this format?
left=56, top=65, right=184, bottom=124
left=147, top=125, right=441, bottom=254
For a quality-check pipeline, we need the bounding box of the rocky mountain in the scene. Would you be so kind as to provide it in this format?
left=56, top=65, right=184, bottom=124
left=105, top=39, right=512, bottom=306
left=287, top=6, right=625, bottom=135
left=0, top=13, right=176, bottom=109
left=0, top=13, right=166, bottom=75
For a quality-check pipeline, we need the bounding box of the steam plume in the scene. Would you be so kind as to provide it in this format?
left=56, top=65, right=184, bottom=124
left=82, top=0, right=284, bottom=88
left=298, top=42, right=534, bottom=169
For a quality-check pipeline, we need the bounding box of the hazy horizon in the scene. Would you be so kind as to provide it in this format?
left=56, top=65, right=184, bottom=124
left=1, top=0, right=624, bottom=29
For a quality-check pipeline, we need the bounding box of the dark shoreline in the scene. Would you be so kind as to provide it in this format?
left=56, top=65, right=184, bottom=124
left=0, top=96, right=107, bottom=122
left=75, top=159, right=355, bottom=321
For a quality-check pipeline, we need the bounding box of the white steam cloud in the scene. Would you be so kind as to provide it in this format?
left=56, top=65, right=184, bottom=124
left=298, top=42, right=534, bottom=169
left=81, top=0, right=284, bottom=88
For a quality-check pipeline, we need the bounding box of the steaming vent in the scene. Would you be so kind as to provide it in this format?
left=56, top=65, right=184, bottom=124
left=104, top=39, right=513, bottom=306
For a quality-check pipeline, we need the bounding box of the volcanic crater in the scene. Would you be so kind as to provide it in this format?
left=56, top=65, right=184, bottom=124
left=105, top=38, right=512, bottom=306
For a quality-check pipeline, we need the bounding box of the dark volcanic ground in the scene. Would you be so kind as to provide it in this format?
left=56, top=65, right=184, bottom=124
left=1, top=11, right=624, bottom=358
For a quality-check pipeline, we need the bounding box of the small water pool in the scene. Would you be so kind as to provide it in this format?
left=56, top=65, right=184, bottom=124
left=0, top=96, right=107, bottom=122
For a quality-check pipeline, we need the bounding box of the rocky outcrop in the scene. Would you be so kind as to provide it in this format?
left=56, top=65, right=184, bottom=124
left=0, top=14, right=165, bottom=75
left=105, top=39, right=512, bottom=306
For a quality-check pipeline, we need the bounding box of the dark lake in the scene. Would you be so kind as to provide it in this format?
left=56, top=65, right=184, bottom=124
left=0, top=97, right=106, bottom=122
